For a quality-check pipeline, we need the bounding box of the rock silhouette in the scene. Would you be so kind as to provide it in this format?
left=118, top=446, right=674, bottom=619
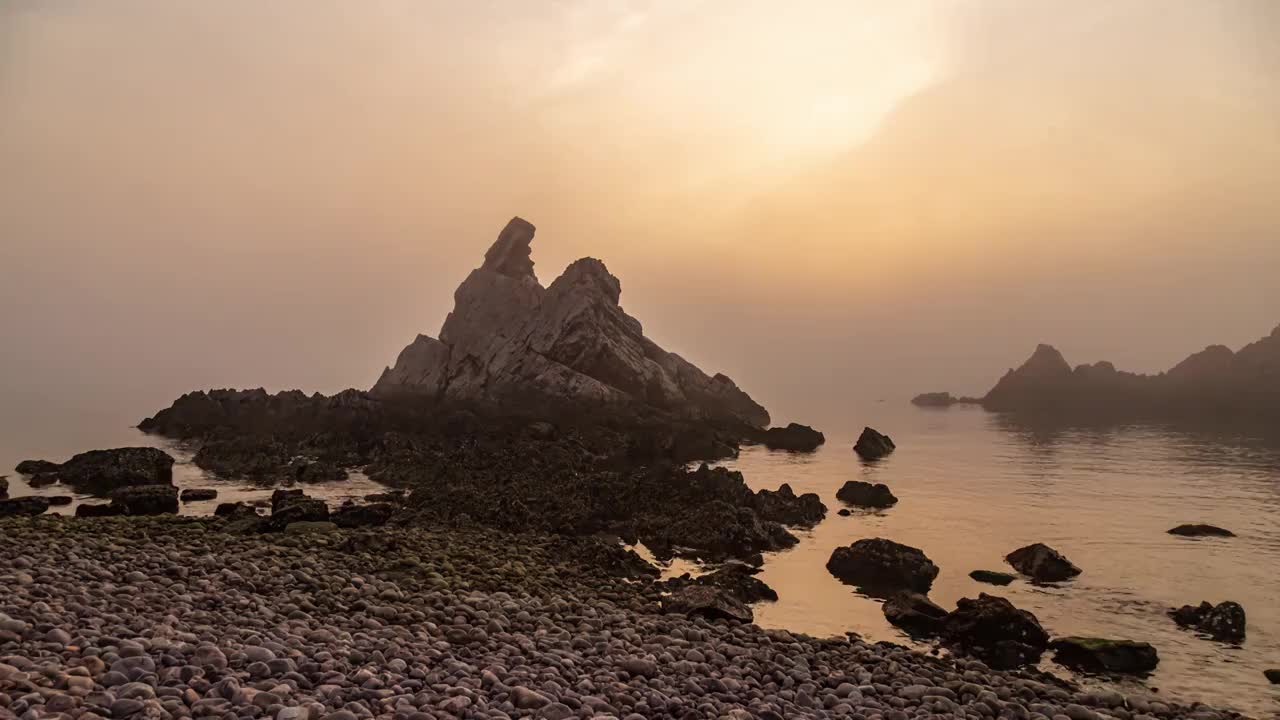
left=374, top=217, right=769, bottom=429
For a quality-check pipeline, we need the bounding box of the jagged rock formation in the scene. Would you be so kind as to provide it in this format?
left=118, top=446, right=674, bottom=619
left=978, top=324, right=1280, bottom=417
left=373, top=217, right=769, bottom=428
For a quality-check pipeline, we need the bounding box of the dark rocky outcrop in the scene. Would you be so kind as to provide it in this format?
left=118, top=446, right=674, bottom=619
left=0, top=497, right=51, bottom=517
left=1169, top=601, right=1246, bottom=643
left=753, top=483, right=827, bottom=526
left=373, top=217, right=770, bottom=429
left=760, top=423, right=825, bottom=452
left=1050, top=637, right=1159, bottom=674
left=663, top=563, right=778, bottom=605
left=826, top=538, right=939, bottom=595
left=0, top=476, right=7, bottom=498
left=911, top=392, right=958, bottom=407
left=14, top=459, right=60, bottom=475
left=180, top=488, right=219, bottom=502
left=266, top=497, right=330, bottom=531
left=969, top=569, right=1016, bottom=586
left=291, top=459, right=347, bottom=483
left=660, top=585, right=753, bottom=623
left=882, top=591, right=949, bottom=637
left=110, top=485, right=179, bottom=515
left=46, top=495, right=72, bottom=506
left=1266, top=669, right=1280, bottom=684
left=1168, top=524, right=1234, bottom=538
left=75, top=503, right=123, bottom=518
left=836, top=481, right=898, bottom=508
left=214, top=502, right=259, bottom=519
left=1006, top=543, right=1081, bottom=582
left=979, top=323, right=1280, bottom=418
left=942, top=594, right=1049, bottom=669
left=853, top=427, right=896, bottom=460
left=32, top=447, right=176, bottom=496
left=332, top=502, right=395, bottom=529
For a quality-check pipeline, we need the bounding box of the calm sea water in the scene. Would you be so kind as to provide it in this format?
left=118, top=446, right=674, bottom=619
left=718, top=404, right=1280, bottom=716
left=3, top=393, right=1279, bottom=714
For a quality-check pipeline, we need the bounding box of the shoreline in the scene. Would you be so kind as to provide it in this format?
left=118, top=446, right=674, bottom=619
left=0, top=515, right=1249, bottom=720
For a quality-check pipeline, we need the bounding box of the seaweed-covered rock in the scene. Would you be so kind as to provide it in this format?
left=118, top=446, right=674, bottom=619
left=267, top=498, right=330, bottom=531
left=215, top=502, right=258, bottom=519
left=75, top=503, right=124, bottom=517
left=853, top=427, right=896, bottom=460
left=0, top=497, right=51, bottom=517
left=942, top=594, right=1049, bottom=669
left=180, top=488, right=218, bottom=502
left=882, top=591, right=948, bottom=637
left=969, top=569, right=1016, bottom=586
left=55, top=447, right=175, bottom=495
left=332, top=502, right=396, bottom=528
left=1050, top=637, right=1159, bottom=674
left=1168, top=524, right=1234, bottom=538
left=1169, top=601, right=1246, bottom=643
left=270, top=489, right=309, bottom=513
left=110, top=485, right=179, bottom=515
left=761, top=423, right=825, bottom=452
left=1006, top=543, right=1081, bottom=582
left=661, top=585, right=753, bottom=623
left=836, top=481, right=898, bottom=508
left=826, top=538, right=939, bottom=595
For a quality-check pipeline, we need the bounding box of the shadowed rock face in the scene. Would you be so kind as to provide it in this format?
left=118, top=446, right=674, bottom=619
left=373, top=217, right=770, bottom=429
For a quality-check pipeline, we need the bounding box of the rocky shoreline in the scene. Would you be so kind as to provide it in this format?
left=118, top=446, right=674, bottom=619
left=0, top=515, right=1250, bottom=720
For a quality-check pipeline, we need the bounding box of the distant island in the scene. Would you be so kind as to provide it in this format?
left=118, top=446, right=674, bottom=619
left=919, top=324, right=1280, bottom=419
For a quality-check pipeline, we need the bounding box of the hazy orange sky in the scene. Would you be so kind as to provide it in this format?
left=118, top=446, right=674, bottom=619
left=2, top=0, right=1277, bottom=428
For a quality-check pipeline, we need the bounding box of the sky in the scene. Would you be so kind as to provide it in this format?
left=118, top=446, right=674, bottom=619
left=1, top=0, right=1278, bottom=430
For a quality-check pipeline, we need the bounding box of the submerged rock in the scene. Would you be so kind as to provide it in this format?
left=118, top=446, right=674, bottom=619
left=1168, top=524, right=1234, bottom=538
left=836, top=480, right=898, bottom=508
left=661, top=585, right=753, bottom=623
left=882, top=591, right=948, bottom=637
left=826, top=538, right=939, bottom=595
left=180, top=488, right=218, bottom=502
left=969, top=569, right=1016, bottom=586
left=942, top=593, right=1049, bottom=669
left=55, top=447, right=175, bottom=495
left=853, top=427, right=896, bottom=460
left=1050, top=637, right=1159, bottom=674
left=761, top=423, right=825, bottom=452
left=1006, top=542, right=1081, bottom=582
left=110, top=485, right=179, bottom=515
left=0, top=497, right=51, bottom=517
left=1169, top=601, right=1246, bottom=643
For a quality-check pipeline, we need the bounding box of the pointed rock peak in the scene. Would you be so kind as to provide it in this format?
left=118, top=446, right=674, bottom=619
left=482, top=217, right=538, bottom=280
left=553, top=257, right=622, bottom=305
left=1019, top=344, right=1071, bottom=375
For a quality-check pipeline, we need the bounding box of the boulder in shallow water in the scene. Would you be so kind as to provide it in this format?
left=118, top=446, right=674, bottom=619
left=882, top=591, right=948, bottom=637
left=969, top=569, right=1016, bottom=586
left=1169, top=601, right=1246, bottom=643
left=75, top=503, right=123, bottom=517
left=267, top=498, right=330, bottom=531
left=754, top=483, right=826, bottom=526
left=1006, top=542, right=1081, bottom=582
left=942, top=593, right=1049, bottom=669
left=853, top=427, right=896, bottom=460
left=0, top=497, right=51, bottom=517
left=110, top=485, right=179, bottom=515
left=270, top=489, right=308, bottom=513
left=15, top=459, right=60, bottom=475
left=661, top=585, right=753, bottom=623
left=332, top=502, right=395, bottom=528
left=1266, top=669, right=1280, bottom=684
left=55, top=447, right=175, bottom=495
left=46, top=495, right=72, bottom=506
left=214, top=501, right=258, bottom=519
left=836, top=480, right=898, bottom=508
left=1050, top=637, right=1159, bottom=674
left=180, top=488, right=218, bottom=502
left=826, top=538, right=939, bottom=595
left=1168, top=523, right=1234, bottom=538
left=762, top=423, right=825, bottom=452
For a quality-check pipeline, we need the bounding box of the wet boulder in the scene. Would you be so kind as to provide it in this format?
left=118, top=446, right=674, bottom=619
left=290, top=459, right=347, bottom=483
left=970, top=569, right=1016, bottom=586
left=661, top=585, right=753, bottom=623
left=754, top=483, right=826, bottom=526
left=671, top=563, right=778, bottom=604
left=332, top=502, right=395, bottom=528
left=75, top=503, right=123, bottom=518
left=1266, top=669, right=1280, bottom=684
left=267, top=498, right=330, bottom=531
left=762, top=423, right=825, bottom=452
left=110, top=485, right=179, bottom=515
left=853, top=427, right=896, bottom=460
left=180, top=488, right=218, bottom=502
left=1168, top=524, right=1234, bottom=538
left=836, top=480, right=898, bottom=508
left=0, top=497, right=51, bottom=517
left=1169, top=601, right=1246, bottom=643
left=1050, top=637, right=1159, bottom=674
left=826, top=538, right=939, bottom=595
left=882, top=591, right=949, bottom=637
left=55, top=447, right=175, bottom=495
left=1006, top=542, right=1081, bottom=582
left=0, top=476, right=7, bottom=498
left=270, top=489, right=308, bottom=513
left=942, top=593, right=1050, bottom=669
left=214, top=502, right=259, bottom=519
left=46, top=495, right=73, bottom=506
left=14, top=459, right=60, bottom=475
